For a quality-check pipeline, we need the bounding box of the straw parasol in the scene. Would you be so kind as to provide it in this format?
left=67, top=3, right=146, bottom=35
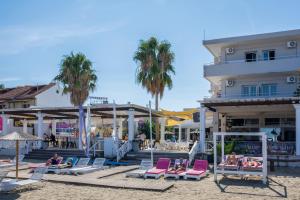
left=0, top=131, right=41, bottom=179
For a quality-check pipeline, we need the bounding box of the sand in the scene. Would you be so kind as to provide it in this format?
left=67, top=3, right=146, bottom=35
left=1, top=168, right=300, bottom=200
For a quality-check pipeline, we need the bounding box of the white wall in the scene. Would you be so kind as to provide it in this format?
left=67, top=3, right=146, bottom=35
left=35, top=84, right=72, bottom=107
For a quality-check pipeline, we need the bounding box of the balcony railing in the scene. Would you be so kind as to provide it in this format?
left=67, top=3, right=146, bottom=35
left=205, top=54, right=300, bottom=66
left=207, top=92, right=296, bottom=100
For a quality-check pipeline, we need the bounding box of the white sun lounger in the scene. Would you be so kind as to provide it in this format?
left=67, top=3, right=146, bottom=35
left=0, top=167, right=48, bottom=192
left=126, top=159, right=153, bottom=178
left=0, top=155, right=25, bottom=169
left=58, top=158, right=90, bottom=174
left=69, top=158, right=107, bottom=175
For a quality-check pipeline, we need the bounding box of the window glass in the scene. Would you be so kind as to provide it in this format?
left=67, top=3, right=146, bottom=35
left=262, top=50, right=275, bottom=60
left=245, top=52, right=256, bottom=62
left=260, top=84, right=277, bottom=96
left=250, top=85, right=256, bottom=96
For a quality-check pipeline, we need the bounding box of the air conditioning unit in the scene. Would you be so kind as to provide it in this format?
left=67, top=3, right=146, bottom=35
left=225, top=47, right=234, bottom=55
left=287, top=41, right=297, bottom=48
left=226, top=80, right=234, bottom=87
left=287, top=76, right=296, bottom=83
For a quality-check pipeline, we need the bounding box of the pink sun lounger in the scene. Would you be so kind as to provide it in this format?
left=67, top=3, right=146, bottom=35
left=184, top=160, right=208, bottom=180
left=164, top=159, right=189, bottom=179
left=144, top=158, right=171, bottom=179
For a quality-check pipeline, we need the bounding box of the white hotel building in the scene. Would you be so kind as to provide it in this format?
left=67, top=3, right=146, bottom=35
left=199, top=29, right=300, bottom=156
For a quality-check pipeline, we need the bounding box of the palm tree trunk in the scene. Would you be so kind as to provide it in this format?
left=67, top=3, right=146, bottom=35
left=154, top=93, right=160, bottom=142
left=155, top=93, right=159, bottom=111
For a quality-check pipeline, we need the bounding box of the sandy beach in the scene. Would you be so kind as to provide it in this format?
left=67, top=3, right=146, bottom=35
left=1, top=167, right=300, bottom=200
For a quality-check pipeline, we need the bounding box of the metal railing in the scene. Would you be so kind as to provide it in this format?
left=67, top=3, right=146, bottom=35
left=204, top=54, right=300, bottom=66
left=188, top=141, right=199, bottom=164
left=206, top=92, right=297, bottom=100
left=89, top=139, right=104, bottom=157
left=117, top=140, right=132, bottom=162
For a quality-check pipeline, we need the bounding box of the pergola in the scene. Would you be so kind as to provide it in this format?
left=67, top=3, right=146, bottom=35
left=0, top=104, right=160, bottom=120
left=0, top=104, right=161, bottom=142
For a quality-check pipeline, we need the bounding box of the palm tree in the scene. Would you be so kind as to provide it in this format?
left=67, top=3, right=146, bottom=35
left=54, top=52, right=97, bottom=154
left=134, top=37, right=175, bottom=140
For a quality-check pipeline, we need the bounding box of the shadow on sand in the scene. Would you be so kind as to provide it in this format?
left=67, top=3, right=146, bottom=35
left=215, top=176, right=287, bottom=198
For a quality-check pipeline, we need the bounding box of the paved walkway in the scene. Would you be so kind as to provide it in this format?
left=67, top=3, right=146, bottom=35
left=6, top=165, right=174, bottom=192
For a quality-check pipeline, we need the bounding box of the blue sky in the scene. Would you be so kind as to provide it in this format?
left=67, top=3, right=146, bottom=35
left=0, top=0, right=299, bottom=110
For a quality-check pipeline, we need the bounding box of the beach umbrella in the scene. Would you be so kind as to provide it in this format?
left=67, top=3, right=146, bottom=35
left=0, top=131, right=41, bottom=179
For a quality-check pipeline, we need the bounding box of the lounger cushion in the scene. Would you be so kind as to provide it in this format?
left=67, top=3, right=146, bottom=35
left=146, top=168, right=166, bottom=174
left=186, top=169, right=205, bottom=175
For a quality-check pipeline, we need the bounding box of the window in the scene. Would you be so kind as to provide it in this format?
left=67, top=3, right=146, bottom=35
left=241, top=85, right=257, bottom=97
left=245, top=52, right=257, bottom=62
left=265, top=118, right=280, bottom=126
left=262, top=50, right=275, bottom=60
left=260, top=84, right=277, bottom=96
left=0, top=104, right=5, bottom=109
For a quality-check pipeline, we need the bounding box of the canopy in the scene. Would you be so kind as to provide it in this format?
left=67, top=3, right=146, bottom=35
left=160, top=108, right=198, bottom=126
left=0, top=131, right=41, bottom=141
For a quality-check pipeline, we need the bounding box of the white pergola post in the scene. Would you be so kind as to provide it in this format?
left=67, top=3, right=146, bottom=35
left=178, top=125, right=182, bottom=142
left=118, top=118, right=123, bottom=140
left=294, top=104, right=300, bottom=155
left=199, top=105, right=206, bottom=153
left=51, top=120, right=57, bottom=135
left=159, top=118, right=166, bottom=142
left=37, top=111, right=44, bottom=149
left=220, top=114, right=226, bottom=132
left=213, top=112, right=219, bottom=132
left=22, top=119, right=28, bottom=134
left=37, top=111, right=43, bottom=139
left=128, top=109, right=134, bottom=142
left=186, top=128, right=191, bottom=142
left=1, top=114, right=9, bottom=135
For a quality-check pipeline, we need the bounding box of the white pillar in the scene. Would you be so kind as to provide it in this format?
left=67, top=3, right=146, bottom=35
left=220, top=114, right=226, bottom=132
left=37, top=112, right=43, bottom=139
left=199, top=105, right=206, bottom=153
left=51, top=120, right=57, bottom=135
left=186, top=128, right=191, bottom=142
left=178, top=125, right=182, bottom=142
left=118, top=119, right=123, bottom=140
left=294, top=104, right=300, bottom=156
left=128, top=109, right=134, bottom=141
left=1, top=114, right=8, bottom=135
left=213, top=112, right=219, bottom=132
left=160, top=118, right=166, bottom=142
left=22, top=119, right=28, bottom=133
left=112, top=101, right=117, bottom=138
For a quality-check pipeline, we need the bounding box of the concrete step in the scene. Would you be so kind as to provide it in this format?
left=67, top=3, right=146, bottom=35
left=25, top=149, right=87, bottom=161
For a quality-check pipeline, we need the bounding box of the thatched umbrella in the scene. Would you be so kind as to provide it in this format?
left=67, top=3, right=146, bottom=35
left=0, top=131, right=41, bottom=179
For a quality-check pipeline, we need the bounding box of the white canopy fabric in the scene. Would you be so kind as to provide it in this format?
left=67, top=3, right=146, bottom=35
left=175, top=118, right=213, bottom=129
left=0, top=131, right=41, bottom=141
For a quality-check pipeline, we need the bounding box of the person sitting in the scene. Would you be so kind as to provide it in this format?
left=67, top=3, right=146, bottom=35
left=171, top=158, right=186, bottom=171
left=46, top=153, right=62, bottom=166
left=226, top=152, right=237, bottom=165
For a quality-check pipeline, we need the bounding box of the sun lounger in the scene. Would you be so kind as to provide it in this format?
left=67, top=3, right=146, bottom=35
left=29, top=157, right=63, bottom=172
left=69, top=158, right=108, bottom=175
left=144, top=158, right=171, bottom=179
left=184, top=160, right=208, bottom=180
left=242, top=157, right=263, bottom=171
left=126, top=159, right=153, bottom=177
left=57, top=157, right=88, bottom=174
left=0, top=167, right=48, bottom=192
left=0, top=155, right=25, bottom=169
left=47, top=157, right=78, bottom=174
left=164, top=159, right=189, bottom=179
left=218, top=155, right=243, bottom=170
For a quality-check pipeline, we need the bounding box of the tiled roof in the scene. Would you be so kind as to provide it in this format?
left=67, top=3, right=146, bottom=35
left=0, top=83, right=55, bottom=102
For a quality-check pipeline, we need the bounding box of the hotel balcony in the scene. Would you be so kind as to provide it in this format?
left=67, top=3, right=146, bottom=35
left=204, top=55, right=300, bottom=83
